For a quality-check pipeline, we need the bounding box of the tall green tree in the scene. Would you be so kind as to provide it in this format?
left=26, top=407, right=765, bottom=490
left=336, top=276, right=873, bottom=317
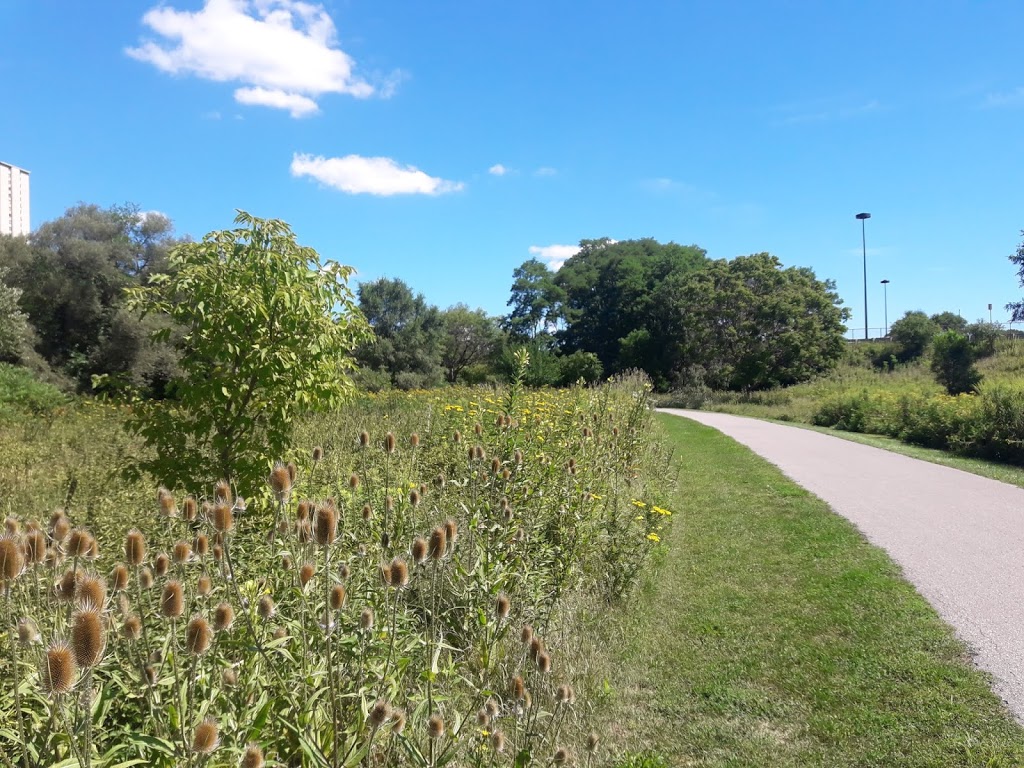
left=931, top=331, right=982, bottom=394
left=125, top=211, right=370, bottom=490
left=1008, top=230, right=1024, bottom=322
left=555, top=238, right=707, bottom=375
left=889, top=311, right=939, bottom=362
left=663, top=253, right=849, bottom=390
left=440, top=304, right=503, bottom=383
left=356, top=278, right=445, bottom=389
left=0, top=265, right=30, bottom=364
left=504, top=258, right=564, bottom=340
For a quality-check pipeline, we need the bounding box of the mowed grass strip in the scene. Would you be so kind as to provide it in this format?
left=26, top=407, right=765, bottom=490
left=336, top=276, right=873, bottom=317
left=600, top=414, right=1024, bottom=767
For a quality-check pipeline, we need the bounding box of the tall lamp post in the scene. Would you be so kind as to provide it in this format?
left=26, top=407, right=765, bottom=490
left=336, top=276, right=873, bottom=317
left=880, top=279, right=890, bottom=337
left=856, top=212, right=871, bottom=340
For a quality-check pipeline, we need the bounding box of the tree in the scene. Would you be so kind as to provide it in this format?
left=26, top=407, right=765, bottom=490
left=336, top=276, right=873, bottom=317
left=930, top=311, right=967, bottom=333
left=0, top=265, right=30, bottom=363
left=662, top=253, right=849, bottom=390
left=555, top=238, right=707, bottom=377
left=931, top=331, right=982, bottom=394
left=888, top=311, right=939, bottom=362
left=504, top=259, right=564, bottom=340
left=440, top=304, right=503, bottom=383
left=355, top=278, right=445, bottom=389
left=1008, top=230, right=1024, bottom=322
left=125, top=211, right=370, bottom=490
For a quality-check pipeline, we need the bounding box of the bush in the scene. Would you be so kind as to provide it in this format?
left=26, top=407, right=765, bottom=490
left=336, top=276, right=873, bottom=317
left=889, top=311, right=939, bottom=362
left=0, top=363, right=67, bottom=415
left=931, top=331, right=982, bottom=395
left=558, top=350, right=603, bottom=386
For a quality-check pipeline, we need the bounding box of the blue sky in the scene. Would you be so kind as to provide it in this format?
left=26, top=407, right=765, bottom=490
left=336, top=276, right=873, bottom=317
left=3, top=0, right=1024, bottom=335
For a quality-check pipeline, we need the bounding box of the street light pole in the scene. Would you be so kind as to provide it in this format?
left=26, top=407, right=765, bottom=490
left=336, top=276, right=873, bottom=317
left=880, top=279, right=890, bottom=337
left=856, top=212, right=871, bottom=340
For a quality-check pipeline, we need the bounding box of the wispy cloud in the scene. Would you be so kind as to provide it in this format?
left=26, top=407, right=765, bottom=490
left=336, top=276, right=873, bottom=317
left=534, top=167, right=557, bottom=177
left=290, top=153, right=464, bottom=196
left=528, top=244, right=578, bottom=271
left=488, top=163, right=509, bottom=176
left=775, top=98, right=881, bottom=125
left=982, top=87, right=1024, bottom=108
left=127, top=0, right=381, bottom=117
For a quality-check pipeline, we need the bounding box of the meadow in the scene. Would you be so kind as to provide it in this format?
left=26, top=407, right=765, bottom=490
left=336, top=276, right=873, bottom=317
left=0, top=373, right=675, bottom=767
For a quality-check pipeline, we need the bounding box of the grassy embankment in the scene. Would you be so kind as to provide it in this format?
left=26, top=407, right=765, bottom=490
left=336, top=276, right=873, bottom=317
left=595, top=414, right=1024, bottom=767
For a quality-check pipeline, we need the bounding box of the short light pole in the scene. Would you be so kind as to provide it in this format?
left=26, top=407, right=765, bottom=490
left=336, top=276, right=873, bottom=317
left=880, top=279, right=890, bottom=337
left=856, top=212, right=871, bottom=340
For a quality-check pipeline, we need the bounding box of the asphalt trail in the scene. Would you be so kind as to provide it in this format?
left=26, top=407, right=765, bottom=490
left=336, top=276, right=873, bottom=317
left=661, top=408, right=1024, bottom=721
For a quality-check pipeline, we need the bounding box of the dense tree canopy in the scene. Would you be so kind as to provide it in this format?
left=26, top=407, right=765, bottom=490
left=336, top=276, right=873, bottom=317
left=1008, top=230, right=1024, bottom=322
left=505, top=258, right=564, bottom=341
left=440, top=304, right=503, bottom=383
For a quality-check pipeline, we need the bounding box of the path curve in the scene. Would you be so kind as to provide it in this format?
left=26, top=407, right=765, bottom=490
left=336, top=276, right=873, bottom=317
left=660, top=408, right=1024, bottom=721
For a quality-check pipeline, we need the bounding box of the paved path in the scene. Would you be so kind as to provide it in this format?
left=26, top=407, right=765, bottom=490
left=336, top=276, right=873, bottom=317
left=660, top=408, right=1024, bottom=721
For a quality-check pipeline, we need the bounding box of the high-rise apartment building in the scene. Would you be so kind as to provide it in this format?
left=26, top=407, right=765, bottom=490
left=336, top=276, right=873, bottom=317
left=0, top=161, right=30, bottom=236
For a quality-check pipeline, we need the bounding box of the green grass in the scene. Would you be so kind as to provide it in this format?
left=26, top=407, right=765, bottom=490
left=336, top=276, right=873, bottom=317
left=599, top=413, right=1024, bottom=767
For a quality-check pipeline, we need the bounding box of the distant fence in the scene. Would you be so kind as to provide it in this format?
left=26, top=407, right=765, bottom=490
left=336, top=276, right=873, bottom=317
left=845, top=322, right=1023, bottom=342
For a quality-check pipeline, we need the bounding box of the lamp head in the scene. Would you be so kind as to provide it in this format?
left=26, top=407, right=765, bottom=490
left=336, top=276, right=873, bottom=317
left=856, top=212, right=871, bottom=220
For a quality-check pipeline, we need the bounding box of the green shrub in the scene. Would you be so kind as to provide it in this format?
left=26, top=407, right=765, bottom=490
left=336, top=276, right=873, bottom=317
left=931, top=331, right=982, bottom=395
left=0, top=362, right=67, bottom=414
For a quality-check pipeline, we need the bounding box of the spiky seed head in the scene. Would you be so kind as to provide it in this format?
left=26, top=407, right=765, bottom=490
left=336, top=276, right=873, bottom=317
left=314, top=502, right=337, bottom=547
left=521, top=624, right=534, bottom=645
left=502, top=468, right=511, bottom=480
left=173, top=540, right=192, bottom=564
left=297, top=500, right=311, bottom=521
left=241, top=743, right=265, bottom=768
left=191, top=718, right=219, bottom=754
left=586, top=733, right=599, bottom=752
left=161, top=581, right=184, bottom=619
left=389, top=558, right=409, bottom=588
left=123, top=614, right=142, bottom=641
left=443, top=519, right=458, bottom=547
left=299, top=562, right=315, bottom=587
left=338, top=562, right=350, bottom=580
left=77, top=575, right=106, bottom=608
left=378, top=561, right=393, bottom=586
left=139, top=567, right=154, bottom=589
left=286, top=461, right=297, bottom=483
left=214, top=479, right=232, bottom=504
left=269, top=462, right=292, bottom=501
left=453, top=429, right=462, bottom=444
left=312, top=446, right=324, bottom=463
left=71, top=604, right=105, bottom=668
left=25, top=529, right=47, bottom=564
left=385, top=495, right=394, bottom=512
left=477, top=708, right=489, bottom=726
left=125, top=530, right=146, bottom=566
left=474, top=421, right=483, bottom=436
left=197, top=574, right=212, bottom=596
left=212, top=545, right=223, bottom=562
left=490, top=729, right=506, bottom=753
left=4, top=516, right=18, bottom=535
left=330, top=584, right=346, bottom=611
left=419, top=483, right=427, bottom=496
left=367, top=698, right=391, bottom=729
left=213, top=602, right=235, bottom=632
left=144, top=664, right=158, bottom=685
left=257, top=595, right=275, bottom=620
left=428, top=527, right=447, bottom=561
left=212, top=503, right=234, bottom=534
left=529, top=636, right=542, bottom=660
left=158, top=487, right=177, bottom=517
left=553, top=748, right=569, bottom=765
left=360, top=607, right=374, bottom=630
left=511, top=674, right=525, bottom=700
left=17, top=618, right=40, bottom=645
left=40, top=640, right=76, bottom=696
left=514, top=449, right=523, bottom=464
left=118, top=592, right=131, bottom=616
left=296, top=520, right=312, bottom=544
left=272, top=626, right=287, bottom=641
left=485, top=698, right=499, bottom=717
left=523, top=690, right=532, bottom=709
left=427, top=714, right=445, bottom=739
left=384, top=432, right=396, bottom=453
left=52, top=514, right=70, bottom=542
left=55, top=570, right=77, bottom=601
left=87, top=537, right=99, bottom=560
left=67, top=529, right=92, bottom=558
left=110, top=564, right=129, bottom=592
left=537, top=651, right=551, bottom=674
left=491, top=457, right=501, bottom=474
left=409, top=489, right=420, bottom=507
left=359, top=430, right=370, bottom=448
left=411, top=536, right=428, bottom=564
left=555, top=684, right=573, bottom=704
left=179, top=496, right=197, bottom=522
left=222, top=667, right=237, bottom=686
left=496, top=593, right=511, bottom=620
left=392, top=709, right=407, bottom=735
left=467, top=446, right=475, bottom=463
left=361, top=503, right=372, bottom=521
left=281, top=555, right=293, bottom=571
left=495, top=415, right=504, bottom=429
left=0, top=535, right=24, bottom=582
left=154, top=553, right=170, bottom=577
left=193, top=534, right=209, bottom=557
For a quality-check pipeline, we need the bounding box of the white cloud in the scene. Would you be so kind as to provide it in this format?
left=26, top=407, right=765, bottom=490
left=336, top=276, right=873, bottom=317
left=528, top=244, right=579, bottom=271
left=488, top=164, right=508, bottom=176
left=235, top=86, right=319, bottom=117
left=290, top=153, right=465, bottom=196
left=127, top=0, right=375, bottom=117
left=983, top=87, right=1024, bottom=108
left=534, top=166, right=557, bottom=177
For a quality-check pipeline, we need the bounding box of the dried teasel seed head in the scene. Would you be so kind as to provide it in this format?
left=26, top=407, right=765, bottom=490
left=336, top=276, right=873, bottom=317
left=490, top=729, right=506, bottom=753
left=330, top=584, right=346, bottom=611
left=40, top=640, right=77, bottom=696
left=367, top=698, right=391, bottom=729
left=338, top=562, right=350, bottom=580
left=173, top=540, right=192, bottom=564
left=281, top=555, right=293, bottom=571
left=502, top=468, right=511, bottom=480
left=392, top=709, right=407, bottom=735
left=359, top=430, right=370, bottom=448
left=537, top=651, right=551, bottom=673
left=25, top=529, right=47, bottom=564
left=87, top=537, right=99, bottom=560
left=213, top=602, right=234, bottom=632
left=257, top=595, right=275, bottom=620
left=123, top=614, right=142, bottom=641
left=17, top=618, right=40, bottom=645
left=529, top=636, right=542, bottom=660
left=139, top=567, right=154, bottom=589
left=485, top=698, right=499, bottom=717
left=427, top=714, right=445, bottom=739
left=77, top=575, right=106, bottom=608
left=349, top=472, right=359, bottom=489
left=0, top=535, right=24, bottom=582
left=52, top=514, right=70, bottom=542
left=193, top=534, right=209, bottom=557
left=197, top=574, right=213, bottom=596
left=4, top=516, right=18, bottom=535
left=453, top=429, right=462, bottom=444
left=495, top=593, right=511, bottom=620
left=299, top=562, right=315, bottom=587
left=212, top=545, right=223, bottom=562
left=71, top=604, right=105, bottom=668
left=467, top=446, right=475, bottom=462
left=161, top=580, right=184, bottom=619
left=222, top=667, right=237, bottom=686
left=214, top=479, right=232, bottom=504
left=67, top=529, right=93, bottom=559
left=411, top=536, right=428, bottom=564
left=474, top=422, right=483, bottom=436
left=361, top=503, right=372, bottom=521
left=443, top=519, right=458, bottom=547
left=378, top=561, right=393, bottom=586
left=272, top=626, right=287, bottom=641
left=384, top=432, right=396, bottom=453
left=586, top=733, right=600, bottom=752
left=553, top=748, right=570, bottom=765
left=125, top=530, right=146, bottom=566
left=287, top=461, right=297, bottom=483
left=360, top=607, right=374, bottom=630
left=511, top=674, right=525, bottom=700
left=314, top=501, right=337, bottom=547
left=295, top=520, right=312, bottom=544
left=182, top=496, right=198, bottom=521
left=521, top=624, right=534, bottom=645
left=296, top=499, right=312, bottom=521
left=491, top=457, right=501, bottom=474
left=555, top=684, right=573, bottom=704
left=154, top=553, right=170, bottom=577
left=191, top=718, right=220, bottom=754
left=389, top=558, right=409, bottom=588
left=55, top=569, right=77, bottom=602
left=158, top=487, right=177, bottom=517
left=269, top=462, right=293, bottom=501
left=385, top=495, right=394, bottom=512
left=109, top=564, right=129, bottom=592
left=212, top=503, right=234, bottom=534
left=409, top=488, right=420, bottom=507
left=241, top=743, right=265, bottom=768
left=428, top=527, right=447, bottom=561
left=476, top=444, right=486, bottom=461
left=312, top=446, right=324, bottom=463
left=185, top=614, right=212, bottom=655
left=477, top=708, right=489, bottom=726
left=144, top=664, right=158, bottom=685
left=514, top=449, right=523, bottom=464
